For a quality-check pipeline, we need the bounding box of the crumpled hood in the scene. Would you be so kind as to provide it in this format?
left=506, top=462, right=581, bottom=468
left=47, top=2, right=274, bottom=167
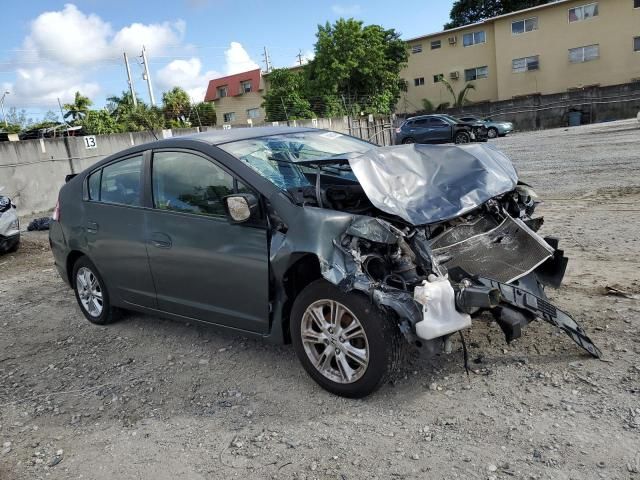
left=348, top=143, right=518, bottom=225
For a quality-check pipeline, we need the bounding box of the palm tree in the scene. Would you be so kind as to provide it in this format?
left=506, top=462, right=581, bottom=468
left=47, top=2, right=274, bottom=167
left=63, top=91, right=92, bottom=123
left=438, top=78, right=476, bottom=108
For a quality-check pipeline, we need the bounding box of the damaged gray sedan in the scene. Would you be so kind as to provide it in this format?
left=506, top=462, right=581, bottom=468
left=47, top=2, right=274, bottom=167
left=50, top=127, right=600, bottom=398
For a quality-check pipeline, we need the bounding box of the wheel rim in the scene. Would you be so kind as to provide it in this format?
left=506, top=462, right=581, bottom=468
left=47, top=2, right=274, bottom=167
left=488, top=128, right=498, bottom=138
left=456, top=133, right=470, bottom=144
left=403, top=138, right=415, bottom=144
left=301, top=299, right=369, bottom=384
left=76, top=266, right=103, bottom=317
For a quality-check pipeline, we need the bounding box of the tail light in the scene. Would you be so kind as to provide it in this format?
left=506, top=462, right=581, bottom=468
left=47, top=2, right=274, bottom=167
left=52, top=199, right=60, bottom=222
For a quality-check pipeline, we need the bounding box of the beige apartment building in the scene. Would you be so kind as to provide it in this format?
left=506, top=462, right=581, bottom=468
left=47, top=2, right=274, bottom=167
left=401, top=0, right=640, bottom=113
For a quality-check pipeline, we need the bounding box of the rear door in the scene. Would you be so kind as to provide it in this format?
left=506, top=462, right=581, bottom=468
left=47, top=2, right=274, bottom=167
left=411, top=118, right=432, bottom=143
left=427, top=117, right=452, bottom=143
left=84, top=153, right=157, bottom=308
left=145, top=149, right=270, bottom=333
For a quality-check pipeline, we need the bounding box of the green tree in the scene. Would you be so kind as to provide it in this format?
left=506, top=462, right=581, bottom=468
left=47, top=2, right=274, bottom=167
left=162, top=87, right=191, bottom=126
left=192, top=102, right=216, bottom=126
left=63, top=91, right=92, bottom=123
left=439, top=78, right=476, bottom=107
left=306, top=19, right=408, bottom=116
left=263, top=68, right=314, bottom=122
left=81, top=109, right=121, bottom=134
left=106, top=91, right=165, bottom=132
left=445, top=0, right=551, bottom=29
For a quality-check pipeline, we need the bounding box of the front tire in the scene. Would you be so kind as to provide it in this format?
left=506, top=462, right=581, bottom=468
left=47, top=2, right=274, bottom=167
left=402, top=137, right=416, bottom=144
left=72, top=256, right=120, bottom=325
left=290, top=279, right=404, bottom=398
left=454, top=131, right=471, bottom=144
left=487, top=127, right=498, bottom=139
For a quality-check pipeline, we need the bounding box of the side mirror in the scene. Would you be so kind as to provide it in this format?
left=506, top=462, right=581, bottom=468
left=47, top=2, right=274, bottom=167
left=223, top=193, right=259, bottom=223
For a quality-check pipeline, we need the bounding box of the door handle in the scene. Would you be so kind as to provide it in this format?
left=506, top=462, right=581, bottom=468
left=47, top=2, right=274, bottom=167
left=86, top=221, right=98, bottom=234
left=150, top=232, right=172, bottom=249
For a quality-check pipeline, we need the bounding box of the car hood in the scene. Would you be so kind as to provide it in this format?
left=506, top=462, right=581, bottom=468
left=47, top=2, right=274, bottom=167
left=348, top=143, right=518, bottom=225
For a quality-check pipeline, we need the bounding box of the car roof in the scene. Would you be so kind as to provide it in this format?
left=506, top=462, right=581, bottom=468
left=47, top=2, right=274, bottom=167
left=175, top=126, right=317, bottom=146
left=406, top=114, right=448, bottom=121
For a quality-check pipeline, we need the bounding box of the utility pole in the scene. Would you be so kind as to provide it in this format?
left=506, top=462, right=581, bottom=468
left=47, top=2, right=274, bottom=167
left=296, top=50, right=304, bottom=66
left=0, top=91, right=9, bottom=127
left=140, top=45, right=156, bottom=106
left=57, top=97, right=68, bottom=126
left=262, top=46, right=272, bottom=73
left=123, top=52, right=138, bottom=107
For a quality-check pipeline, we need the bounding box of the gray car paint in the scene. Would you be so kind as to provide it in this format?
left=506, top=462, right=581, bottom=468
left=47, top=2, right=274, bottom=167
left=49, top=127, right=599, bottom=357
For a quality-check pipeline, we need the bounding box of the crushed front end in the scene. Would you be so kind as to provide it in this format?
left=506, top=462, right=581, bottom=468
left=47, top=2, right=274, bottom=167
left=307, top=144, right=601, bottom=359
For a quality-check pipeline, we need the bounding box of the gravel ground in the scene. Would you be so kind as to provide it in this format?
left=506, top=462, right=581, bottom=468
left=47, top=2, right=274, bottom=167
left=1, top=119, right=639, bottom=480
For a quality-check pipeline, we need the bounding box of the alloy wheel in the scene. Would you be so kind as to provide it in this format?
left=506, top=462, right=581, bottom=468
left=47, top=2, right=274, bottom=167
left=76, top=266, right=103, bottom=317
left=455, top=132, right=470, bottom=144
left=487, top=128, right=498, bottom=139
left=300, top=299, right=369, bottom=384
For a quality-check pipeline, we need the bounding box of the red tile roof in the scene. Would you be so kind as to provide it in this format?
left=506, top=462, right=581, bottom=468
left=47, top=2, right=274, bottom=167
left=204, top=68, right=262, bottom=102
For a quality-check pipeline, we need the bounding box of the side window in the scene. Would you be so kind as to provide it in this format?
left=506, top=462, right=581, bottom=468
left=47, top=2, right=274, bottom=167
left=100, top=156, right=143, bottom=206
left=88, top=169, right=101, bottom=200
left=428, top=118, right=447, bottom=126
left=152, top=151, right=235, bottom=217
left=413, top=118, right=429, bottom=126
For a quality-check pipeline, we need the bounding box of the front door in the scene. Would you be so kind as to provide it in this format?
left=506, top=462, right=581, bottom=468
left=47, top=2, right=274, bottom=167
left=145, top=149, right=270, bottom=334
left=427, top=117, right=452, bottom=142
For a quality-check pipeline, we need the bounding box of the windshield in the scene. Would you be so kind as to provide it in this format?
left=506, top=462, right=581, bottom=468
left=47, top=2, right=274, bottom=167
left=439, top=115, right=460, bottom=124
left=218, top=130, right=373, bottom=190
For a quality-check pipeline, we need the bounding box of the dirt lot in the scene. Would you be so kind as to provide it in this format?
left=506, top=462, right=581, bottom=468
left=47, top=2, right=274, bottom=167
left=1, top=119, right=639, bottom=480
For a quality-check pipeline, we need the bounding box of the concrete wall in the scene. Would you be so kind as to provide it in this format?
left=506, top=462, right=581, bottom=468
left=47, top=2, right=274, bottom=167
left=0, top=117, right=394, bottom=215
left=401, top=81, right=640, bottom=131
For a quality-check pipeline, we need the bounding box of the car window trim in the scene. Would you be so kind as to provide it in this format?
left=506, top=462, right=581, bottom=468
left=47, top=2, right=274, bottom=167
left=149, top=147, right=265, bottom=225
left=84, top=151, right=147, bottom=208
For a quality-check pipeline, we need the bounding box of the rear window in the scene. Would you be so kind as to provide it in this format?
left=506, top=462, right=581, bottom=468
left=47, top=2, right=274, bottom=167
left=99, top=156, right=143, bottom=206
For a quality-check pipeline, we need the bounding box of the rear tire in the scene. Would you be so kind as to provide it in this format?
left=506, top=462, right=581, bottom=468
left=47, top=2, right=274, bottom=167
left=402, top=137, right=416, bottom=144
left=290, top=279, right=405, bottom=398
left=72, top=256, right=120, bottom=325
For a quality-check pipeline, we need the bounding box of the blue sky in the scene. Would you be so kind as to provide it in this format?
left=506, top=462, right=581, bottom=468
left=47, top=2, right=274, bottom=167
left=1, top=0, right=453, bottom=120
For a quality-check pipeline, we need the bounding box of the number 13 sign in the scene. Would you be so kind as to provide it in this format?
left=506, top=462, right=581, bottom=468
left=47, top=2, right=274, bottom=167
left=83, top=136, right=97, bottom=149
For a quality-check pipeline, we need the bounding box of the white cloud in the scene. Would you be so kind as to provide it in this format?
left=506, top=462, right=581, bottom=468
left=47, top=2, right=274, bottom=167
left=331, top=4, right=362, bottom=15
left=224, top=42, right=259, bottom=75
left=112, top=20, right=185, bottom=56
left=4, top=67, right=100, bottom=106
left=5, top=3, right=187, bottom=109
left=23, top=4, right=113, bottom=66
left=156, top=58, right=220, bottom=102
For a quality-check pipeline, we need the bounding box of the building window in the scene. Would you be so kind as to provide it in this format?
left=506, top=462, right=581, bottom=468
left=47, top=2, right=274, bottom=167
left=433, top=73, right=443, bottom=83
left=247, top=108, right=260, bottom=119
left=512, top=17, right=538, bottom=34
left=635, top=0, right=640, bottom=8
left=463, top=31, right=486, bottom=47
left=568, top=3, right=598, bottom=22
left=217, top=86, right=228, bottom=98
left=411, top=44, right=423, bottom=54
left=512, top=55, right=540, bottom=72
left=414, top=77, right=425, bottom=86
left=431, top=40, right=441, bottom=49
left=569, top=44, right=599, bottom=63
left=634, top=36, right=640, bottom=51
left=223, top=112, right=236, bottom=123
left=464, top=66, right=488, bottom=81
left=240, top=81, right=252, bottom=93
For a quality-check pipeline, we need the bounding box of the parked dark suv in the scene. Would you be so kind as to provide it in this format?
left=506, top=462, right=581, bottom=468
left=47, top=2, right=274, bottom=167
left=395, top=114, right=488, bottom=145
left=50, top=127, right=599, bottom=397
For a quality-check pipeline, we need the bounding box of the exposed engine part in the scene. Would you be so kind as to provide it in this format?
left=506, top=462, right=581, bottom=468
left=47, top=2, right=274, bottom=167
left=455, top=282, right=501, bottom=314
left=494, top=306, right=533, bottom=343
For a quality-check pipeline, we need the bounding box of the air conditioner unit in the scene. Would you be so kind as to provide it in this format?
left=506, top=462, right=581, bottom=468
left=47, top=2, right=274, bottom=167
left=448, top=36, right=457, bottom=45
left=449, top=71, right=460, bottom=80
